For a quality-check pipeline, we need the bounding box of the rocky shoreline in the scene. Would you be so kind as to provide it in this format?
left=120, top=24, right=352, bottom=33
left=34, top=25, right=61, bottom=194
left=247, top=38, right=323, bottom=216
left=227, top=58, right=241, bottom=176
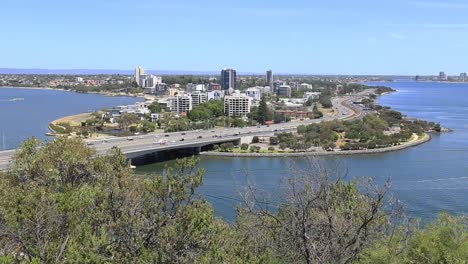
left=200, top=133, right=431, bottom=158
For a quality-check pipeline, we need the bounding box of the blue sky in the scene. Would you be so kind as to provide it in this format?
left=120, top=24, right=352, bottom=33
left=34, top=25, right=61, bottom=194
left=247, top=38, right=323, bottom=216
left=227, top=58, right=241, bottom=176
left=1, top=0, right=468, bottom=75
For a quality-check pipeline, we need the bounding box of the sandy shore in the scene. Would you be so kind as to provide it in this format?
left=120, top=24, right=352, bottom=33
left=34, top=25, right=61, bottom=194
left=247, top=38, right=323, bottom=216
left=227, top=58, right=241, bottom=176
left=51, top=113, right=94, bottom=126
left=0, top=86, right=147, bottom=99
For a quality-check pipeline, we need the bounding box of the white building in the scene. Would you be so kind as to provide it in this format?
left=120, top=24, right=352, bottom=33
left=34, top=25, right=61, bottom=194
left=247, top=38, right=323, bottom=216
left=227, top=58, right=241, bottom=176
left=207, top=90, right=225, bottom=101
left=224, top=93, right=252, bottom=117
left=135, top=66, right=145, bottom=86
left=191, top=92, right=208, bottom=108
left=303, top=92, right=321, bottom=100
left=245, top=87, right=262, bottom=101
left=299, top=83, right=313, bottom=90
left=169, top=94, right=193, bottom=114
left=144, top=75, right=162, bottom=88
left=259, top=86, right=271, bottom=95
left=186, top=83, right=206, bottom=92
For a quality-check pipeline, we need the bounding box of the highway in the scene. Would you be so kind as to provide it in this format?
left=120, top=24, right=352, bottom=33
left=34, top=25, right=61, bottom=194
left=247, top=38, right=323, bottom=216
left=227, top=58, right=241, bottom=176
left=0, top=95, right=368, bottom=171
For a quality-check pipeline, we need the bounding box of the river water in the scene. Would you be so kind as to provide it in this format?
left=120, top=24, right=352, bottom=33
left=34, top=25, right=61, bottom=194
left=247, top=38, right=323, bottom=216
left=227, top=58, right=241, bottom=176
left=0, top=88, right=142, bottom=149
left=138, top=80, right=468, bottom=221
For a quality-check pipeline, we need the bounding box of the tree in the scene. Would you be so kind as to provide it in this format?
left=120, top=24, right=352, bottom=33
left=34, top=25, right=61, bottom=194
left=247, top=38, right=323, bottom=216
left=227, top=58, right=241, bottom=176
left=257, top=95, right=273, bottom=124
left=231, top=118, right=246, bottom=128
left=358, top=213, right=468, bottom=264
left=148, top=101, right=162, bottom=113
left=140, top=120, right=156, bottom=133
left=238, top=157, right=398, bottom=264
left=118, top=113, right=139, bottom=130
left=249, top=145, right=261, bottom=153
left=220, top=142, right=235, bottom=152
left=269, top=137, right=279, bottom=145
left=241, top=143, right=249, bottom=150
left=0, top=138, right=230, bottom=263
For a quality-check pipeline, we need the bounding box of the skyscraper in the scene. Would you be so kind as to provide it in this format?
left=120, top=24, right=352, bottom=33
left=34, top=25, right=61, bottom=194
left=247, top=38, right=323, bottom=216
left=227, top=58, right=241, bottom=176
left=221, top=68, right=237, bottom=90
left=439, top=71, right=447, bottom=81
left=460, top=73, right=467, bottom=82
left=266, top=70, right=273, bottom=88
left=135, top=66, right=145, bottom=86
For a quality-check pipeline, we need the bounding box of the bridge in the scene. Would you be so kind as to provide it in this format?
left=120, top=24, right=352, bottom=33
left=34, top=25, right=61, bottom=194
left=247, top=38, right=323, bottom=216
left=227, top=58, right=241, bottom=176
left=0, top=95, right=368, bottom=171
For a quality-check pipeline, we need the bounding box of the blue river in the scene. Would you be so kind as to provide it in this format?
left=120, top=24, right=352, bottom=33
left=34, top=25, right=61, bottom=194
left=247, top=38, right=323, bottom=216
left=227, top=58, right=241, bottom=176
left=0, top=88, right=142, bottom=149
left=1, top=83, right=467, bottom=222
left=137, top=80, right=468, bottom=221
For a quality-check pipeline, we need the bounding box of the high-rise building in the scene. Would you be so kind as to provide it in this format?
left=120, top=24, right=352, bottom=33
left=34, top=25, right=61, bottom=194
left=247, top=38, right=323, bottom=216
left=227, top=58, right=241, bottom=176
left=245, top=87, right=262, bottom=101
left=224, top=93, right=252, bottom=117
left=460, top=73, right=467, bottom=82
left=277, top=85, right=292, bottom=98
left=266, top=70, right=273, bottom=88
left=144, top=75, right=162, bottom=88
left=221, top=68, right=237, bottom=90
left=169, top=94, right=192, bottom=115
left=190, top=92, right=208, bottom=108
left=439, top=71, right=447, bottom=81
left=135, top=66, right=145, bottom=86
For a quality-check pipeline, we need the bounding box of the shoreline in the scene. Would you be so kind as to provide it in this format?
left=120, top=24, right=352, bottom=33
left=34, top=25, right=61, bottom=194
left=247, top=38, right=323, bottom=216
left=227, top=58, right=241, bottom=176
left=0, top=85, right=146, bottom=99
left=200, top=133, right=431, bottom=158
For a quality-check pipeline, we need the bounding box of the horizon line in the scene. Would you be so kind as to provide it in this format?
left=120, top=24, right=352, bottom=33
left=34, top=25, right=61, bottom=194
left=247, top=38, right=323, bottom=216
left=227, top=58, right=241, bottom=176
left=0, top=67, right=460, bottom=77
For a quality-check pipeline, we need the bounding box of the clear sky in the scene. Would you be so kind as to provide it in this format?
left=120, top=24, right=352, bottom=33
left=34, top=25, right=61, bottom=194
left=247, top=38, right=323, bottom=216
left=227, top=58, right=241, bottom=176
left=1, top=0, right=468, bottom=75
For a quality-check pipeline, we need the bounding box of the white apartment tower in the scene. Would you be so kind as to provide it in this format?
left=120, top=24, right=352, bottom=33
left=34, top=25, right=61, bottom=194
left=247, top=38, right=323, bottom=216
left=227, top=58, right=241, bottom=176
left=135, top=66, right=145, bottom=86
left=224, top=93, right=252, bottom=117
left=191, top=92, right=208, bottom=108
left=169, top=94, right=193, bottom=114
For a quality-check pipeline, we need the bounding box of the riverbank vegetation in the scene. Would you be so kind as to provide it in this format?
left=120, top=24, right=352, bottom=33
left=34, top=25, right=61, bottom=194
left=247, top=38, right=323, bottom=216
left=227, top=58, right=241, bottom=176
left=274, top=106, right=440, bottom=152
left=0, top=138, right=465, bottom=263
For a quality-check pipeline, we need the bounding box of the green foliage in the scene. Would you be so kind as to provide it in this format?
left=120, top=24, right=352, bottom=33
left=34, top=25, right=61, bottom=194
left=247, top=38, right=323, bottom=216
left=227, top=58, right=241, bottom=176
left=148, top=101, right=162, bottom=113
left=0, top=137, right=463, bottom=263
left=0, top=138, right=230, bottom=263
left=49, top=123, right=72, bottom=134
left=230, top=118, right=247, bottom=128
left=249, top=145, right=261, bottom=153
left=139, top=119, right=156, bottom=133
left=118, top=112, right=140, bottom=130
left=358, top=213, right=468, bottom=264
left=269, top=137, right=279, bottom=145
left=188, top=100, right=224, bottom=121
left=257, top=96, right=273, bottom=124
left=241, top=143, right=249, bottom=150
left=319, top=89, right=333, bottom=108
left=219, top=142, right=235, bottom=152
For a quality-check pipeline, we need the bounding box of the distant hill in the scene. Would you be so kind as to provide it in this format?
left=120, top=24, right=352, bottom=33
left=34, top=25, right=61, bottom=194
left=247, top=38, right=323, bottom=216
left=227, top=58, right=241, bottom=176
left=0, top=68, right=260, bottom=76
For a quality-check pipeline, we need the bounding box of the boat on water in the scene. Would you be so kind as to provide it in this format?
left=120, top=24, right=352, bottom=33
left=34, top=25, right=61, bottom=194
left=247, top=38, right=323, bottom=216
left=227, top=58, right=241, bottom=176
left=9, top=98, right=25, bottom=102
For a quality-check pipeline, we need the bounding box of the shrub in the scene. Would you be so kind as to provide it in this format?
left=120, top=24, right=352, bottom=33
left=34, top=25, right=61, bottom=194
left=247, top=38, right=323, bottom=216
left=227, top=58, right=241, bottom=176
left=268, top=146, right=275, bottom=152
left=250, top=145, right=261, bottom=153
left=251, top=136, right=260, bottom=144
left=269, top=137, right=279, bottom=145
left=241, top=143, right=249, bottom=151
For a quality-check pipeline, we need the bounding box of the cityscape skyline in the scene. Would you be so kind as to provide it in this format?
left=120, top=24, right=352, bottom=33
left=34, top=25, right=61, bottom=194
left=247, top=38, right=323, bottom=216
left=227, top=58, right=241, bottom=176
left=1, top=0, right=468, bottom=75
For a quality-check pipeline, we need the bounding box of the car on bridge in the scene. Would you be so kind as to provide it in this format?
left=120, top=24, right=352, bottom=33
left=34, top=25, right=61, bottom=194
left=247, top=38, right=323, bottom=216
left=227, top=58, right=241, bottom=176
left=157, top=139, right=167, bottom=145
